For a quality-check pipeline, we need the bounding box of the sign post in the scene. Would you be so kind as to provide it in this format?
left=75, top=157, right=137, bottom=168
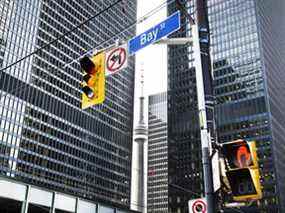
left=128, top=11, right=181, bottom=55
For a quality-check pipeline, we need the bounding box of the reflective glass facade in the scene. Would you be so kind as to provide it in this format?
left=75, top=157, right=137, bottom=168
left=209, top=0, right=285, bottom=212
left=167, top=1, right=204, bottom=213
left=147, top=92, right=168, bottom=213
left=0, top=0, right=137, bottom=209
left=167, top=0, right=285, bottom=212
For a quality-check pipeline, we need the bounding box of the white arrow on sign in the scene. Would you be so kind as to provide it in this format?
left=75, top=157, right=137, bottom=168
left=105, top=43, right=128, bottom=76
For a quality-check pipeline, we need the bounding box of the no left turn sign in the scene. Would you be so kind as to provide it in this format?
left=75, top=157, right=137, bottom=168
left=105, top=44, right=128, bottom=76
left=188, top=198, right=207, bottom=213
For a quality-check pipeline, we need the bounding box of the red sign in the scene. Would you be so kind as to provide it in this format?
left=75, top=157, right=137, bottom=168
left=105, top=44, right=128, bottom=75
left=190, top=199, right=207, bottom=213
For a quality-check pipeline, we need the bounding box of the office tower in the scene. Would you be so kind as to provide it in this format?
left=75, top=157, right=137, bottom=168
left=209, top=0, right=285, bottom=212
left=147, top=92, right=168, bottom=213
left=0, top=0, right=137, bottom=211
left=168, top=0, right=285, bottom=212
left=167, top=1, right=207, bottom=213
left=0, top=1, right=12, bottom=68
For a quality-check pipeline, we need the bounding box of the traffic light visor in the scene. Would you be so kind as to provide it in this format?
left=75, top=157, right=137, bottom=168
left=80, top=56, right=96, bottom=74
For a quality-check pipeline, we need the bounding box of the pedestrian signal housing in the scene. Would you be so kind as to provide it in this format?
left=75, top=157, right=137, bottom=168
left=222, top=139, right=262, bottom=201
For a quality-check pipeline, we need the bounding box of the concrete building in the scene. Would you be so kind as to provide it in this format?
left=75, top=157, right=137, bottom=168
left=147, top=92, right=168, bottom=213
left=0, top=0, right=137, bottom=212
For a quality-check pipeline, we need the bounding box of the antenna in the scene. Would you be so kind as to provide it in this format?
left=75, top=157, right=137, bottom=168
left=140, top=62, right=144, bottom=98
left=138, top=62, right=145, bottom=123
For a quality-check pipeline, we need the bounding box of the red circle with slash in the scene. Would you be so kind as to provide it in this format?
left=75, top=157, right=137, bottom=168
left=192, top=199, right=207, bottom=213
left=106, top=47, right=127, bottom=73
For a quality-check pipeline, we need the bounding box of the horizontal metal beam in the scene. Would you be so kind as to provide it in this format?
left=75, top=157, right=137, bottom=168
left=154, top=37, right=193, bottom=45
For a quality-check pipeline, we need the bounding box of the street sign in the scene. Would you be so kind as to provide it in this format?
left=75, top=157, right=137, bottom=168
left=188, top=198, right=207, bottom=213
left=212, top=151, right=221, bottom=192
left=105, top=44, right=128, bottom=76
left=128, top=10, right=180, bottom=55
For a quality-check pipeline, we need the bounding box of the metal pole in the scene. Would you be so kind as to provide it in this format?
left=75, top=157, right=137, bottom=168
left=192, top=23, right=215, bottom=212
left=153, top=2, right=215, bottom=210
left=138, top=141, right=145, bottom=213
left=21, top=185, right=30, bottom=213
left=192, top=0, right=215, bottom=211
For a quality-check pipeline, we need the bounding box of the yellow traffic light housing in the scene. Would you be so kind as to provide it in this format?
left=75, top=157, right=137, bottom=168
left=222, top=139, right=262, bottom=201
left=80, top=52, right=105, bottom=109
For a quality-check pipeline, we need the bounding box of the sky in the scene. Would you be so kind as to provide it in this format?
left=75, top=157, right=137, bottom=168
left=131, top=0, right=167, bottom=211
left=133, top=0, right=167, bottom=126
left=134, top=0, right=167, bottom=97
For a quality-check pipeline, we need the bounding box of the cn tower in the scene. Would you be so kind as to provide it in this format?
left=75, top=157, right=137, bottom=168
left=131, top=66, right=147, bottom=213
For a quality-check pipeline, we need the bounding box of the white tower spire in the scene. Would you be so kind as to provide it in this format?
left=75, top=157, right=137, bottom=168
left=138, top=65, right=145, bottom=124
left=132, top=63, right=147, bottom=213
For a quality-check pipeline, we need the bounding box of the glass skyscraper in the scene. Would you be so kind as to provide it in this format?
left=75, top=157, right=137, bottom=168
left=167, top=0, right=285, bottom=212
left=0, top=0, right=136, bottom=210
left=209, top=0, right=285, bottom=212
left=167, top=1, right=203, bottom=213
left=147, top=92, right=168, bottom=213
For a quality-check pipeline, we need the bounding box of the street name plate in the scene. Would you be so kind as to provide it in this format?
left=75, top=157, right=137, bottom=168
left=128, top=11, right=180, bottom=55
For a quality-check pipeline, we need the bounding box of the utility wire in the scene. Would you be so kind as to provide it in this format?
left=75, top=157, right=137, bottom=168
left=0, top=4, right=186, bottom=209
left=0, top=0, right=123, bottom=101
left=0, top=2, right=238, bottom=212
left=0, top=0, right=176, bottom=100
left=0, top=0, right=123, bottom=73
left=169, top=183, right=201, bottom=197
left=63, top=0, right=175, bottom=67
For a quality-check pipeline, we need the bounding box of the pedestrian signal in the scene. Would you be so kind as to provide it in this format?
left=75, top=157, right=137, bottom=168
left=222, top=140, right=262, bottom=201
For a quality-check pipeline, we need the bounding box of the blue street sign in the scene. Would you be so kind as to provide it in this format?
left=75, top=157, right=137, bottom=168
left=128, top=11, right=181, bottom=55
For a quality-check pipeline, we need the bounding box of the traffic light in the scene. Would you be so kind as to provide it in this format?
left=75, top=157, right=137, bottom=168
left=222, top=139, right=262, bottom=201
left=80, top=52, right=105, bottom=109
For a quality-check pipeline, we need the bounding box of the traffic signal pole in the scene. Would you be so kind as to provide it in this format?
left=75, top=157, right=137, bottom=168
left=192, top=0, right=215, bottom=212
left=192, top=22, right=215, bottom=213
left=156, top=0, right=216, bottom=210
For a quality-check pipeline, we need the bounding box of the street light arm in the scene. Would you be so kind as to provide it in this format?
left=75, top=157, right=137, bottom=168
left=154, top=37, right=193, bottom=45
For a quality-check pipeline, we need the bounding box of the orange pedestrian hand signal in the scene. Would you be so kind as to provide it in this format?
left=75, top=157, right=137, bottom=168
left=235, top=145, right=253, bottom=168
